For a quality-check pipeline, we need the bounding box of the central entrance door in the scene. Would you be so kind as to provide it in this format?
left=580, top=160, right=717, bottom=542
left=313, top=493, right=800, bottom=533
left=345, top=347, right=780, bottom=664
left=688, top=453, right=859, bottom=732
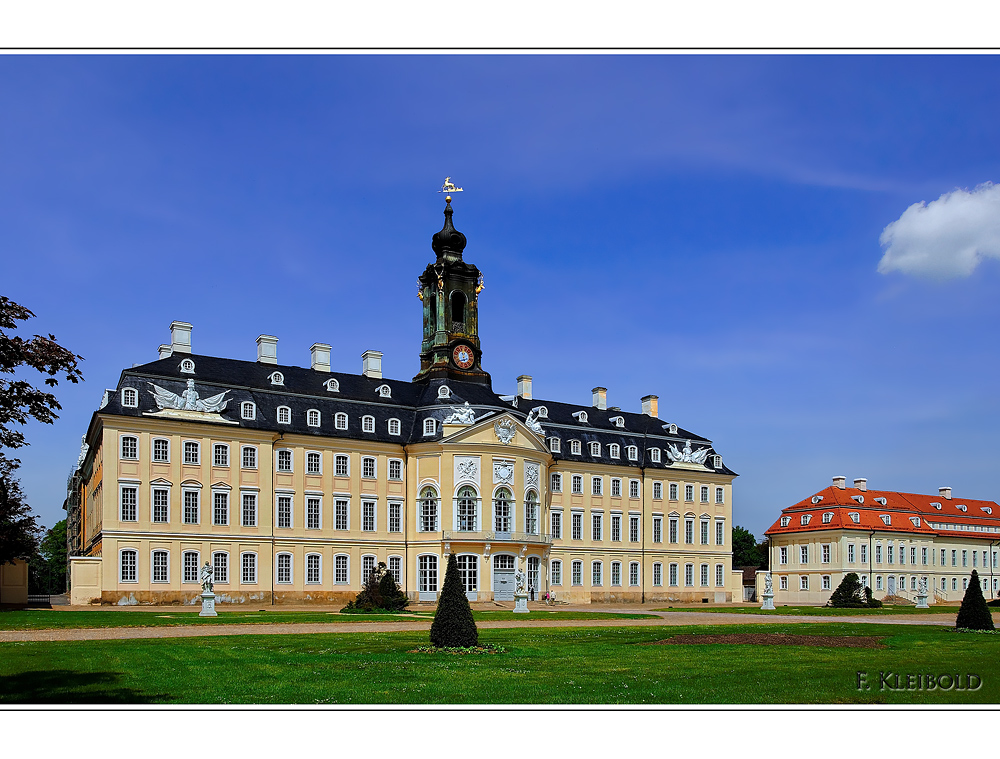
left=493, top=554, right=515, bottom=601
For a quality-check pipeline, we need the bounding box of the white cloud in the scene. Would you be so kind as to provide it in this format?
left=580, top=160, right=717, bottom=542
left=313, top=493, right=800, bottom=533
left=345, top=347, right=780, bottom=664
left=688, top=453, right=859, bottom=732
left=878, top=182, right=1000, bottom=279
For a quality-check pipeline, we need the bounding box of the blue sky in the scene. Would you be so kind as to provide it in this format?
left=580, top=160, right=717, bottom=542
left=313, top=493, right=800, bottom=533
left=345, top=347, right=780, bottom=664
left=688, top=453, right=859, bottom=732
left=4, top=55, right=1000, bottom=538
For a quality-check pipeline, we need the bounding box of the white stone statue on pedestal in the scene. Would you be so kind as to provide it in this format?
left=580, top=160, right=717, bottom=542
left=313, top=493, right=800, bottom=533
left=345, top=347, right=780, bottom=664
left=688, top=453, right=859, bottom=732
left=199, top=560, right=218, bottom=617
left=915, top=576, right=929, bottom=609
left=760, top=572, right=775, bottom=610
left=513, top=568, right=529, bottom=613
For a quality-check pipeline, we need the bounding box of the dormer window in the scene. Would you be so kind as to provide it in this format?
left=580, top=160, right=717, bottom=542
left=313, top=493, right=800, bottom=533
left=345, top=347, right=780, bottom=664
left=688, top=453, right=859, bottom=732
left=121, top=388, right=138, bottom=408
left=435, top=385, right=452, bottom=400
left=277, top=406, right=291, bottom=424
left=982, top=507, right=993, bottom=515
left=180, top=359, right=195, bottom=374
left=535, top=406, right=548, bottom=418
left=956, top=504, right=967, bottom=512
left=423, top=418, right=436, bottom=436
left=609, top=443, right=620, bottom=458
left=610, top=416, right=625, bottom=428
left=852, top=495, right=864, bottom=504
left=880, top=514, right=891, bottom=526
left=376, top=384, right=391, bottom=398
left=269, top=372, right=284, bottom=386
left=910, top=516, right=921, bottom=527
left=666, top=423, right=678, bottom=435
left=800, top=514, right=812, bottom=525
left=335, top=412, right=348, bottom=430
left=931, top=502, right=942, bottom=510
left=627, top=445, right=638, bottom=461
left=874, top=497, right=887, bottom=505
left=362, top=415, right=375, bottom=433
left=811, top=495, right=823, bottom=504
left=780, top=516, right=791, bottom=527
left=589, top=441, right=601, bottom=456
left=822, top=512, right=833, bottom=524
left=241, top=401, right=256, bottom=420
left=326, top=378, right=340, bottom=392
left=388, top=418, right=401, bottom=435
left=572, top=411, right=589, bottom=423
left=650, top=448, right=661, bottom=463
left=712, top=455, right=722, bottom=468
left=307, top=409, right=321, bottom=427
left=549, top=437, right=561, bottom=453
left=849, top=512, right=860, bottom=523
left=570, top=440, right=581, bottom=455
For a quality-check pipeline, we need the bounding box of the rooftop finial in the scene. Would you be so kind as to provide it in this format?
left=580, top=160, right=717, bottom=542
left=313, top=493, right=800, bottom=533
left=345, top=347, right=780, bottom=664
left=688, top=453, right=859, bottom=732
left=432, top=177, right=467, bottom=261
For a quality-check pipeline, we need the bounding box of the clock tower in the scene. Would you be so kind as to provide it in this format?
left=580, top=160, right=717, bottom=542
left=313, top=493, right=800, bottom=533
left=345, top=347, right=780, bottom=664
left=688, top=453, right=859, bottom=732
left=413, top=196, right=491, bottom=386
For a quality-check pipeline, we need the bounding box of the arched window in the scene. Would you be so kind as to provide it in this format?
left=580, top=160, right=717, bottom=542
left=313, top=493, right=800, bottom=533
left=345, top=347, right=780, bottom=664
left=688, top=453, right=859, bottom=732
left=451, top=290, right=466, bottom=324
left=456, top=485, right=478, bottom=532
left=307, top=409, right=321, bottom=427
left=524, top=489, right=539, bottom=534
left=419, top=486, right=439, bottom=532
left=494, top=487, right=513, bottom=534
left=120, top=549, right=138, bottom=583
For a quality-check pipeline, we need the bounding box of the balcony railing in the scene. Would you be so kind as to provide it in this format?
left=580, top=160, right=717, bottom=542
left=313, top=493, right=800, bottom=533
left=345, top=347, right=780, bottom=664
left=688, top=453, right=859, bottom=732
left=442, top=530, right=553, bottom=545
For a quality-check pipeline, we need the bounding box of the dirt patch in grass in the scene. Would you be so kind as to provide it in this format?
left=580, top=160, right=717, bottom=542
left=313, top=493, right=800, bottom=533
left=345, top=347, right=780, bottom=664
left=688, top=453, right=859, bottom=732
left=647, top=633, right=886, bottom=649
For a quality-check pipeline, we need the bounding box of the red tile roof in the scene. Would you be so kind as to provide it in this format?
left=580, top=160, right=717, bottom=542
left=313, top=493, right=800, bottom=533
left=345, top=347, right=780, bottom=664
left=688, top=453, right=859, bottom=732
left=764, top=486, right=1000, bottom=540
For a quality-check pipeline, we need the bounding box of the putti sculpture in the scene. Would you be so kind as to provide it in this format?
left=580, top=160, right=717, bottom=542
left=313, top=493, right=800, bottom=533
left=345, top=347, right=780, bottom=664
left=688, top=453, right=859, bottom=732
left=148, top=379, right=230, bottom=414
left=666, top=439, right=710, bottom=465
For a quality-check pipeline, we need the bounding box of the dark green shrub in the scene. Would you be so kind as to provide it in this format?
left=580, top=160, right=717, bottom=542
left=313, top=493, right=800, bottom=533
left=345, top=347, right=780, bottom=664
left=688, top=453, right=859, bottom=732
left=956, top=570, right=995, bottom=631
left=341, top=561, right=408, bottom=613
left=864, top=586, right=882, bottom=608
left=429, top=553, right=478, bottom=648
left=829, top=572, right=867, bottom=608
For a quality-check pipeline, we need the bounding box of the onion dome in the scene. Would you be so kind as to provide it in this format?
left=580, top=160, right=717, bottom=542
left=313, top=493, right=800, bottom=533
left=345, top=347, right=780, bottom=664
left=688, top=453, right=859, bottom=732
left=431, top=198, right=467, bottom=261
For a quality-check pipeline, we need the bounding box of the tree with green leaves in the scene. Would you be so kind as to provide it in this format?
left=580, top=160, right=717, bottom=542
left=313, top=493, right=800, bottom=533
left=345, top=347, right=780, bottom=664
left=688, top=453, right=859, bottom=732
left=828, top=572, right=867, bottom=607
left=0, top=460, right=40, bottom=566
left=956, top=570, right=995, bottom=631
left=732, top=526, right=768, bottom=568
left=28, top=519, right=67, bottom=594
left=429, top=553, right=478, bottom=648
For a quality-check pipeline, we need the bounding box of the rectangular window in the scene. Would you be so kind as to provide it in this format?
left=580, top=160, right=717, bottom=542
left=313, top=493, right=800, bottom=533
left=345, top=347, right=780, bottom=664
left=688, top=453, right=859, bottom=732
left=952, top=550, right=957, bottom=566
left=685, top=519, right=694, bottom=544
left=120, top=550, right=137, bottom=582
left=715, top=520, right=724, bottom=546
left=277, top=495, right=292, bottom=528
left=653, top=515, right=662, bottom=543
left=213, top=444, right=229, bottom=467
left=715, top=487, right=724, bottom=504
left=780, top=576, right=788, bottom=590
left=152, top=551, right=168, bottom=583
left=669, top=517, right=678, bottom=543
left=121, top=436, right=137, bottom=460
left=629, top=480, right=640, bottom=499
left=388, top=556, right=401, bottom=583
left=335, top=455, right=349, bottom=477
left=277, top=554, right=292, bottom=584
left=592, top=513, right=602, bottom=541
left=183, top=490, right=199, bottom=524
left=571, top=475, right=583, bottom=494
left=611, top=562, right=621, bottom=586
left=551, top=560, right=562, bottom=585
left=715, top=564, right=724, bottom=587
left=153, top=439, right=169, bottom=462
left=213, top=491, right=229, bottom=526
left=876, top=545, right=883, bottom=563
left=241, top=493, right=257, bottom=527
left=120, top=486, right=137, bottom=522
left=685, top=484, right=694, bottom=501
left=242, top=446, right=257, bottom=469
left=860, top=544, right=867, bottom=563
left=887, top=545, right=894, bottom=564
left=184, top=441, right=199, bottom=465
left=307, top=452, right=321, bottom=475
left=389, top=502, right=401, bottom=533
left=183, top=552, right=199, bottom=583
left=700, top=486, right=709, bottom=503
left=362, top=457, right=376, bottom=479
left=900, top=546, right=906, bottom=565
left=669, top=563, right=678, bottom=586
left=629, top=514, right=640, bottom=542
left=962, top=550, right=968, bottom=567
left=335, top=500, right=349, bottom=531
left=780, top=546, right=788, bottom=565
left=800, top=545, right=808, bottom=564
left=800, top=576, right=809, bottom=590
left=630, top=562, right=640, bottom=587
left=822, top=575, right=831, bottom=590
left=572, top=512, right=582, bottom=540
left=669, top=483, right=678, bottom=500
left=848, top=544, right=855, bottom=563
left=363, top=555, right=376, bottom=583
left=611, top=478, right=622, bottom=498
left=572, top=560, right=582, bottom=586
left=911, top=547, right=918, bottom=565
left=685, top=563, right=694, bottom=587
left=213, top=552, right=228, bottom=584
left=307, top=497, right=321, bottom=529
left=700, top=564, right=709, bottom=586
left=551, top=511, right=562, bottom=539
left=592, top=562, right=602, bottom=586
left=653, top=563, right=662, bottom=586
left=653, top=482, right=662, bottom=500
left=822, top=544, right=830, bottom=564
left=335, top=555, right=349, bottom=584
left=611, top=514, right=622, bottom=542
left=700, top=520, right=709, bottom=545
left=277, top=450, right=292, bottom=472
left=242, top=553, right=257, bottom=584
left=363, top=500, right=376, bottom=532
left=592, top=477, right=603, bottom=496
left=152, top=488, right=169, bottom=523
left=306, top=555, right=321, bottom=584
left=922, top=547, right=928, bottom=565
left=389, top=460, right=402, bottom=480
left=550, top=473, right=562, bottom=493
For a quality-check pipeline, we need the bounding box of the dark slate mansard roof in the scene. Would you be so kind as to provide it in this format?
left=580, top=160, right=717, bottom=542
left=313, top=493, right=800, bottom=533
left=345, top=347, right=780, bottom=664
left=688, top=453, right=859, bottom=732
left=95, top=352, right=736, bottom=475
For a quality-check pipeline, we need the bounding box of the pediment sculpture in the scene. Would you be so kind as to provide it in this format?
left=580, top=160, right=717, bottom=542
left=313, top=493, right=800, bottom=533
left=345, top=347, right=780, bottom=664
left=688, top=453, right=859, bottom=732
left=524, top=407, right=545, bottom=435
left=443, top=402, right=477, bottom=425
left=666, top=439, right=709, bottom=465
left=149, top=379, right=230, bottom=414
left=494, top=418, right=516, bottom=445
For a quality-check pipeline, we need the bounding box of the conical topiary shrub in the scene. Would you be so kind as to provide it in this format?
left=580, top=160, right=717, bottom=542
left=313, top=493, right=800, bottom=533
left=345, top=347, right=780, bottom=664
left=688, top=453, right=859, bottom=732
left=956, top=570, right=995, bottom=631
left=429, top=553, right=478, bottom=647
left=829, top=572, right=866, bottom=608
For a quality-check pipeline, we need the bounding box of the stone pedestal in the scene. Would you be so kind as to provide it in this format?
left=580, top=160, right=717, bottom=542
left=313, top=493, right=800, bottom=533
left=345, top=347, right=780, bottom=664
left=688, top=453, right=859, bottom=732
left=199, top=590, right=218, bottom=617
left=760, top=590, right=775, bottom=611
left=915, top=592, right=929, bottom=609
left=513, top=593, right=529, bottom=613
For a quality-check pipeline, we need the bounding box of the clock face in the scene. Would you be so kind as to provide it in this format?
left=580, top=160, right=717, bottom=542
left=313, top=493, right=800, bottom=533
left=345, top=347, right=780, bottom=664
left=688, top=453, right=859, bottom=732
left=452, top=344, right=475, bottom=369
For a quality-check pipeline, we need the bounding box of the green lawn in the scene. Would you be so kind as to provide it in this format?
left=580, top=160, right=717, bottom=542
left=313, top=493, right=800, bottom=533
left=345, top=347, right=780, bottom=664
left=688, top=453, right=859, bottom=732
left=654, top=605, right=964, bottom=616
left=0, top=608, right=656, bottom=631
left=0, top=623, right=995, bottom=704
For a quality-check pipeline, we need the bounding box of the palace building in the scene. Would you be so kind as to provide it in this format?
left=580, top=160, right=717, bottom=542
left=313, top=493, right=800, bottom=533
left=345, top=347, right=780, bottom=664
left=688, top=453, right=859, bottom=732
left=65, top=197, right=740, bottom=606
left=764, top=477, right=1000, bottom=605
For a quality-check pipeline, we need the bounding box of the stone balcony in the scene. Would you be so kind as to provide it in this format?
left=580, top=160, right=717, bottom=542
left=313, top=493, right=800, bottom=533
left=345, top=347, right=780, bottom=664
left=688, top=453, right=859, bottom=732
left=442, top=530, right=553, bottom=545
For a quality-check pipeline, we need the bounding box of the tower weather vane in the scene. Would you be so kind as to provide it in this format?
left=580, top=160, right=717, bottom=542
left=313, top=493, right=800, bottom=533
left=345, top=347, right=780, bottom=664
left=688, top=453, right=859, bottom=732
left=439, top=176, right=463, bottom=199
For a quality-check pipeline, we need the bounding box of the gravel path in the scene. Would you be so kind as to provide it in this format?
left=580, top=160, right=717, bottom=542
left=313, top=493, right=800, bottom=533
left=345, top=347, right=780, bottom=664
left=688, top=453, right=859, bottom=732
left=0, top=610, right=958, bottom=643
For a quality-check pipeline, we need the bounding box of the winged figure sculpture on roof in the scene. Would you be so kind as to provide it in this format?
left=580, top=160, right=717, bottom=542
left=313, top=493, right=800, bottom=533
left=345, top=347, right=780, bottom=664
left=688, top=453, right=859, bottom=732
left=148, top=379, right=230, bottom=413
left=666, top=439, right=710, bottom=465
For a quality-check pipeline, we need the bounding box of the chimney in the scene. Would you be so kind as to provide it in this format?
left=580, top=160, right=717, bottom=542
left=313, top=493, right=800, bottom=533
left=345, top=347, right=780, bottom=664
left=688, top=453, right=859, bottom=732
left=362, top=350, right=383, bottom=379
left=169, top=321, right=192, bottom=354
left=832, top=476, right=846, bottom=489
left=158, top=344, right=172, bottom=360
left=592, top=387, right=607, bottom=410
left=310, top=343, right=331, bottom=372
left=256, top=335, right=278, bottom=364
left=854, top=478, right=867, bottom=492
left=939, top=486, right=952, bottom=500
left=641, top=394, right=659, bottom=418
left=517, top=375, right=533, bottom=400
